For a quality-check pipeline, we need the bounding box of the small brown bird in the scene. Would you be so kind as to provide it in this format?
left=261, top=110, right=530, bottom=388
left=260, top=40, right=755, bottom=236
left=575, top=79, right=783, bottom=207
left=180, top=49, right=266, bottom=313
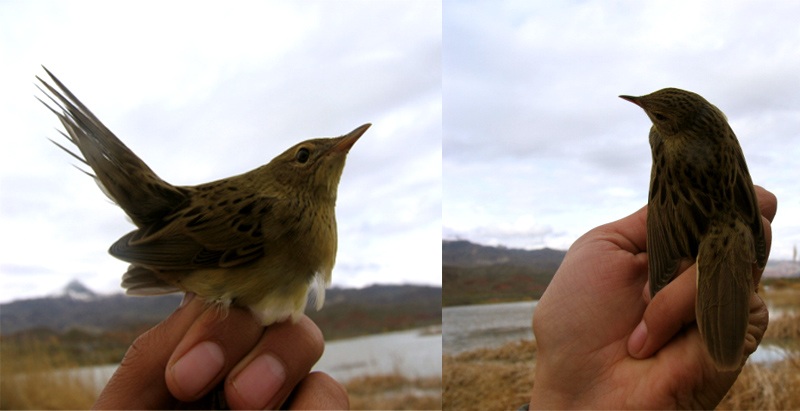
left=38, top=67, right=370, bottom=325
left=620, top=88, right=766, bottom=371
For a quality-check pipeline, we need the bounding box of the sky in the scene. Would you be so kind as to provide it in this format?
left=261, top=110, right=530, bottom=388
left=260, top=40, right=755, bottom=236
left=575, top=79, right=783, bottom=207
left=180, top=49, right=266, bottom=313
left=0, top=0, right=442, bottom=303
left=444, top=1, right=800, bottom=263
left=2, top=1, right=799, bottom=304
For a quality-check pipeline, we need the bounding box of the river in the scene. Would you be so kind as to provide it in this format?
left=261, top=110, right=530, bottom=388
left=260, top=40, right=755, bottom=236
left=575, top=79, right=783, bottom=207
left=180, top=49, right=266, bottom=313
left=443, top=300, right=536, bottom=355
left=442, top=300, right=788, bottom=364
left=72, top=326, right=441, bottom=395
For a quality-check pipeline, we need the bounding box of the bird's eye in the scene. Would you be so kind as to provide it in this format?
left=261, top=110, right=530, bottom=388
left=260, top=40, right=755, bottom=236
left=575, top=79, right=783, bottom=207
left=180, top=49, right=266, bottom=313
left=295, top=147, right=310, bottom=163
left=653, top=112, right=668, bottom=121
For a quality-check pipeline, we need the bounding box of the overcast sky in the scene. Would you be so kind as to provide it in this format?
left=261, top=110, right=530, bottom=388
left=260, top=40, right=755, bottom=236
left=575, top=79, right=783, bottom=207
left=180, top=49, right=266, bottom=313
left=444, top=1, right=800, bottom=263
left=0, top=0, right=441, bottom=303
left=3, top=1, right=799, bottom=304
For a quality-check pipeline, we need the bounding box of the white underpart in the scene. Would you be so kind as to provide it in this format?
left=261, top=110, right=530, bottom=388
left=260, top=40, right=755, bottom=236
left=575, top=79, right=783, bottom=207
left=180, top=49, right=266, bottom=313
left=248, top=271, right=330, bottom=325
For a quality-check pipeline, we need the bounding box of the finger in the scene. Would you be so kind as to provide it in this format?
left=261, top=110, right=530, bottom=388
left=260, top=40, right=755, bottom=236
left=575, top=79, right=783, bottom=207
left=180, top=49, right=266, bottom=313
left=284, top=372, right=349, bottom=410
left=631, top=185, right=776, bottom=358
left=753, top=185, right=777, bottom=222
left=750, top=185, right=775, bottom=286
left=93, top=293, right=205, bottom=409
left=743, top=292, right=769, bottom=359
left=640, top=258, right=694, bottom=304
left=628, top=264, right=697, bottom=359
left=754, top=215, right=773, bottom=285
left=590, top=204, right=648, bottom=254
left=631, top=225, right=773, bottom=360
left=165, top=302, right=264, bottom=402
left=224, top=315, right=325, bottom=410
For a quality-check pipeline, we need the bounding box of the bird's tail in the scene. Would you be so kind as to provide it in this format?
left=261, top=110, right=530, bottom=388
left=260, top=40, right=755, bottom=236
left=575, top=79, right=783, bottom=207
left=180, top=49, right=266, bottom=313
left=37, top=67, right=187, bottom=227
left=696, top=218, right=755, bottom=371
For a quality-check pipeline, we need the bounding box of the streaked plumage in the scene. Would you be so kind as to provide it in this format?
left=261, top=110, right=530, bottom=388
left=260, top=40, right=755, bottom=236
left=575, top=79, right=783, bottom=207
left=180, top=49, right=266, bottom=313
left=38, top=67, right=369, bottom=325
left=620, top=88, right=766, bottom=371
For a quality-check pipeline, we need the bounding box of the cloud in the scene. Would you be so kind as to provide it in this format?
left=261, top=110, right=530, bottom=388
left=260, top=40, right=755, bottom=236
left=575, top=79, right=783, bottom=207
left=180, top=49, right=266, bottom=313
left=0, top=0, right=441, bottom=303
left=444, top=0, right=800, bottom=260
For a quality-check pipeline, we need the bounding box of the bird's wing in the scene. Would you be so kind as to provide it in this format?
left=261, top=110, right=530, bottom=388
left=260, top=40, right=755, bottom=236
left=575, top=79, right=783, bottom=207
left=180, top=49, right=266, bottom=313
left=647, top=200, right=684, bottom=296
left=646, top=125, right=713, bottom=297
left=730, top=139, right=767, bottom=269
left=110, top=191, right=282, bottom=269
left=37, top=67, right=187, bottom=226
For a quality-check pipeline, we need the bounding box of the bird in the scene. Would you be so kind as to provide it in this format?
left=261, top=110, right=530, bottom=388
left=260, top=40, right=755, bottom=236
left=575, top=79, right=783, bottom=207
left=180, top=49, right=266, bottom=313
left=37, top=67, right=370, bottom=325
left=620, top=88, right=766, bottom=371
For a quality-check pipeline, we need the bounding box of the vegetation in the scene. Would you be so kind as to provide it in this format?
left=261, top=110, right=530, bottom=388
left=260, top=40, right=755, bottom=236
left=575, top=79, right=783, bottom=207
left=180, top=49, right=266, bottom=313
left=442, top=240, right=562, bottom=306
left=443, top=264, right=553, bottom=306
left=308, top=285, right=442, bottom=340
left=443, top=281, right=800, bottom=410
left=1, top=340, right=99, bottom=409
left=0, top=343, right=442, bottom=410
left=348, top=374, right=441, bottom=410
left=0, top=284, right=442, bottom=409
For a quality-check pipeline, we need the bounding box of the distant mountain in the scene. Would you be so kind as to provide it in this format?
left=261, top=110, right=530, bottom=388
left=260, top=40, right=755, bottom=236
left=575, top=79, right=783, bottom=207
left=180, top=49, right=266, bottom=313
left=443, top=240, right=565, bottom=271
left=763, top=260, right=800, bottom=278
left=0, top=287, right=182, bottom=335
left=53, top=279, right=99, bottom=301
left=0, top=281, right=441, bottom=340
left=443, top=240, right=564, bottom=306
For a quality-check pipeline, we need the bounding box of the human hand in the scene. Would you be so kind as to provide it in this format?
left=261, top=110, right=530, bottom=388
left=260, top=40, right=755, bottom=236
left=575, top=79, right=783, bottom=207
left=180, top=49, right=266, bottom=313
left=93, top=293, right=348, bottom=410
left=529, top=186, right=776, bottom=409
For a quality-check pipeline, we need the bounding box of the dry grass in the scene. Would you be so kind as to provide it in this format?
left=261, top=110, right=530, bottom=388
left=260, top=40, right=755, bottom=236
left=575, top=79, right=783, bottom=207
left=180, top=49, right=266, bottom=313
left=443, top=340, right=535, bottom=410
left=1, top=340, right=441, bottom=410
left=718, top=352, right=800, bottom=409
left=443, top=289, right=800, bottom=411
left=764, top=310, right=800, bottom=341
left=347, top=373, right=442, bottom=410
left=0, top=341, right=98, bottom=410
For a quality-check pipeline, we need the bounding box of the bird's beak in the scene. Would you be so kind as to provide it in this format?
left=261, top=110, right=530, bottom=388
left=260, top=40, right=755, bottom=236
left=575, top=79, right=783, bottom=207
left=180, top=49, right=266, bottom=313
left=332, top=123, right=371, bottom=153
left=619, top=95, right=642, bottom=107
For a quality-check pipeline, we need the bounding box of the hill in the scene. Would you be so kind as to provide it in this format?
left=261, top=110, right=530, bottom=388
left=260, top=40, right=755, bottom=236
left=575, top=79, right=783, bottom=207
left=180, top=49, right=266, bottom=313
left=442, top=240, right=564, bottom=306
left=0, top=282, right=441, bottom=340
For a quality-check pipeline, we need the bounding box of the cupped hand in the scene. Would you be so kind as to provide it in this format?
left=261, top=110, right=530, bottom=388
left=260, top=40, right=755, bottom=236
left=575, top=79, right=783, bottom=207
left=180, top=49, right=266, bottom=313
left=93, top=294, right=348, bottom=410
left=530, top=186, right=776, bottom=409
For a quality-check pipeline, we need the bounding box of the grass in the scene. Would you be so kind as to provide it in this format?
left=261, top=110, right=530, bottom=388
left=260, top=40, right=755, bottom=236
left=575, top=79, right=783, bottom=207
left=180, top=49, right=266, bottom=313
left=443, top=340, right=535, bottom=410
left=444, top=338, right=800, bottom=410
left=718, top=352, right=800, bottom=409
left=443, top=286, right=800, bottom=410
left=1, top=339, right=441, bottom=410
left=1, top=340, right=98, bottom=409
left=347, top=374, right=442, bottom=410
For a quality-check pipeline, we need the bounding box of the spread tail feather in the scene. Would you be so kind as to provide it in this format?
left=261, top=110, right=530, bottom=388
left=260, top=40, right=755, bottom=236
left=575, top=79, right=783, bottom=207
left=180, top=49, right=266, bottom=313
left=37, top=67, right=187, bottom=227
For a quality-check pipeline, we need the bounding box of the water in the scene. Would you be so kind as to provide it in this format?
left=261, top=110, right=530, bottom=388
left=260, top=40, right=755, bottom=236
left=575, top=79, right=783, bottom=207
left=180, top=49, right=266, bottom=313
left=443, top=300, right=536, bottom=355
left=314, top=326, right=442, bottom=381
left=76, top=326, right=442, bottom=393
left=442, top=300, right=790, bottom=365
left=751, top=344, right=791, bottom=364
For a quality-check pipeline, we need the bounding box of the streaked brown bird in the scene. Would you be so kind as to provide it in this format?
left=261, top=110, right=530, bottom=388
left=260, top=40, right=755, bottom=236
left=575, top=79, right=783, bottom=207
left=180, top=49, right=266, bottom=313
left=37, top=67, right=370, bottom=325
left=620, top=88, right=766, bottom=371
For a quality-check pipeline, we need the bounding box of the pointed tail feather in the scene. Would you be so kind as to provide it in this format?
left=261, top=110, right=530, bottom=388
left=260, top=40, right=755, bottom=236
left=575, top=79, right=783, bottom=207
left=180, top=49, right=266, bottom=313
left=37, top=67, right=187, bottom=226
left=696, top=219, right=755, bottom=371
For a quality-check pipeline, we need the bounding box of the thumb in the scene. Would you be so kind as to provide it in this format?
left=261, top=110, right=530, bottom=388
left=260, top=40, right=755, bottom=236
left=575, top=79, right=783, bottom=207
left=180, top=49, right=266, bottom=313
left=627, top=266, right=696, bottom=359
left=93, top=294, right=204, bottom=409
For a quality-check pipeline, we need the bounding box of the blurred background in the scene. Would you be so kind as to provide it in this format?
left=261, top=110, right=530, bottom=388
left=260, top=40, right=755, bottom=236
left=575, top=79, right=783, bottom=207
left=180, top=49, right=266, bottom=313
left=0, top=1, right=441, bottom=409
left=443, top=1, right=800, bottom=410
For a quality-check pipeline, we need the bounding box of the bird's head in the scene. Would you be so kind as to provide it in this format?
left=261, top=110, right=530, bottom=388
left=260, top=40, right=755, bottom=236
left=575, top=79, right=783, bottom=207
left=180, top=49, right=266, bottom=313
left=265, top=123, right=370, bottom=202
left=620, top=88, right=722, bottom=136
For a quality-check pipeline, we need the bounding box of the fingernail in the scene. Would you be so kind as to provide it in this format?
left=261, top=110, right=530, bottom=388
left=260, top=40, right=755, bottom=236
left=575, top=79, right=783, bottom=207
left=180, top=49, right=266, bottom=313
left=171, top=341, right=225, bottom=398
left=232, top=353, right=286, bottom=409
left=628, top=320, right=647, bottom=357
left=180, top=292, right=195, bottom=308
